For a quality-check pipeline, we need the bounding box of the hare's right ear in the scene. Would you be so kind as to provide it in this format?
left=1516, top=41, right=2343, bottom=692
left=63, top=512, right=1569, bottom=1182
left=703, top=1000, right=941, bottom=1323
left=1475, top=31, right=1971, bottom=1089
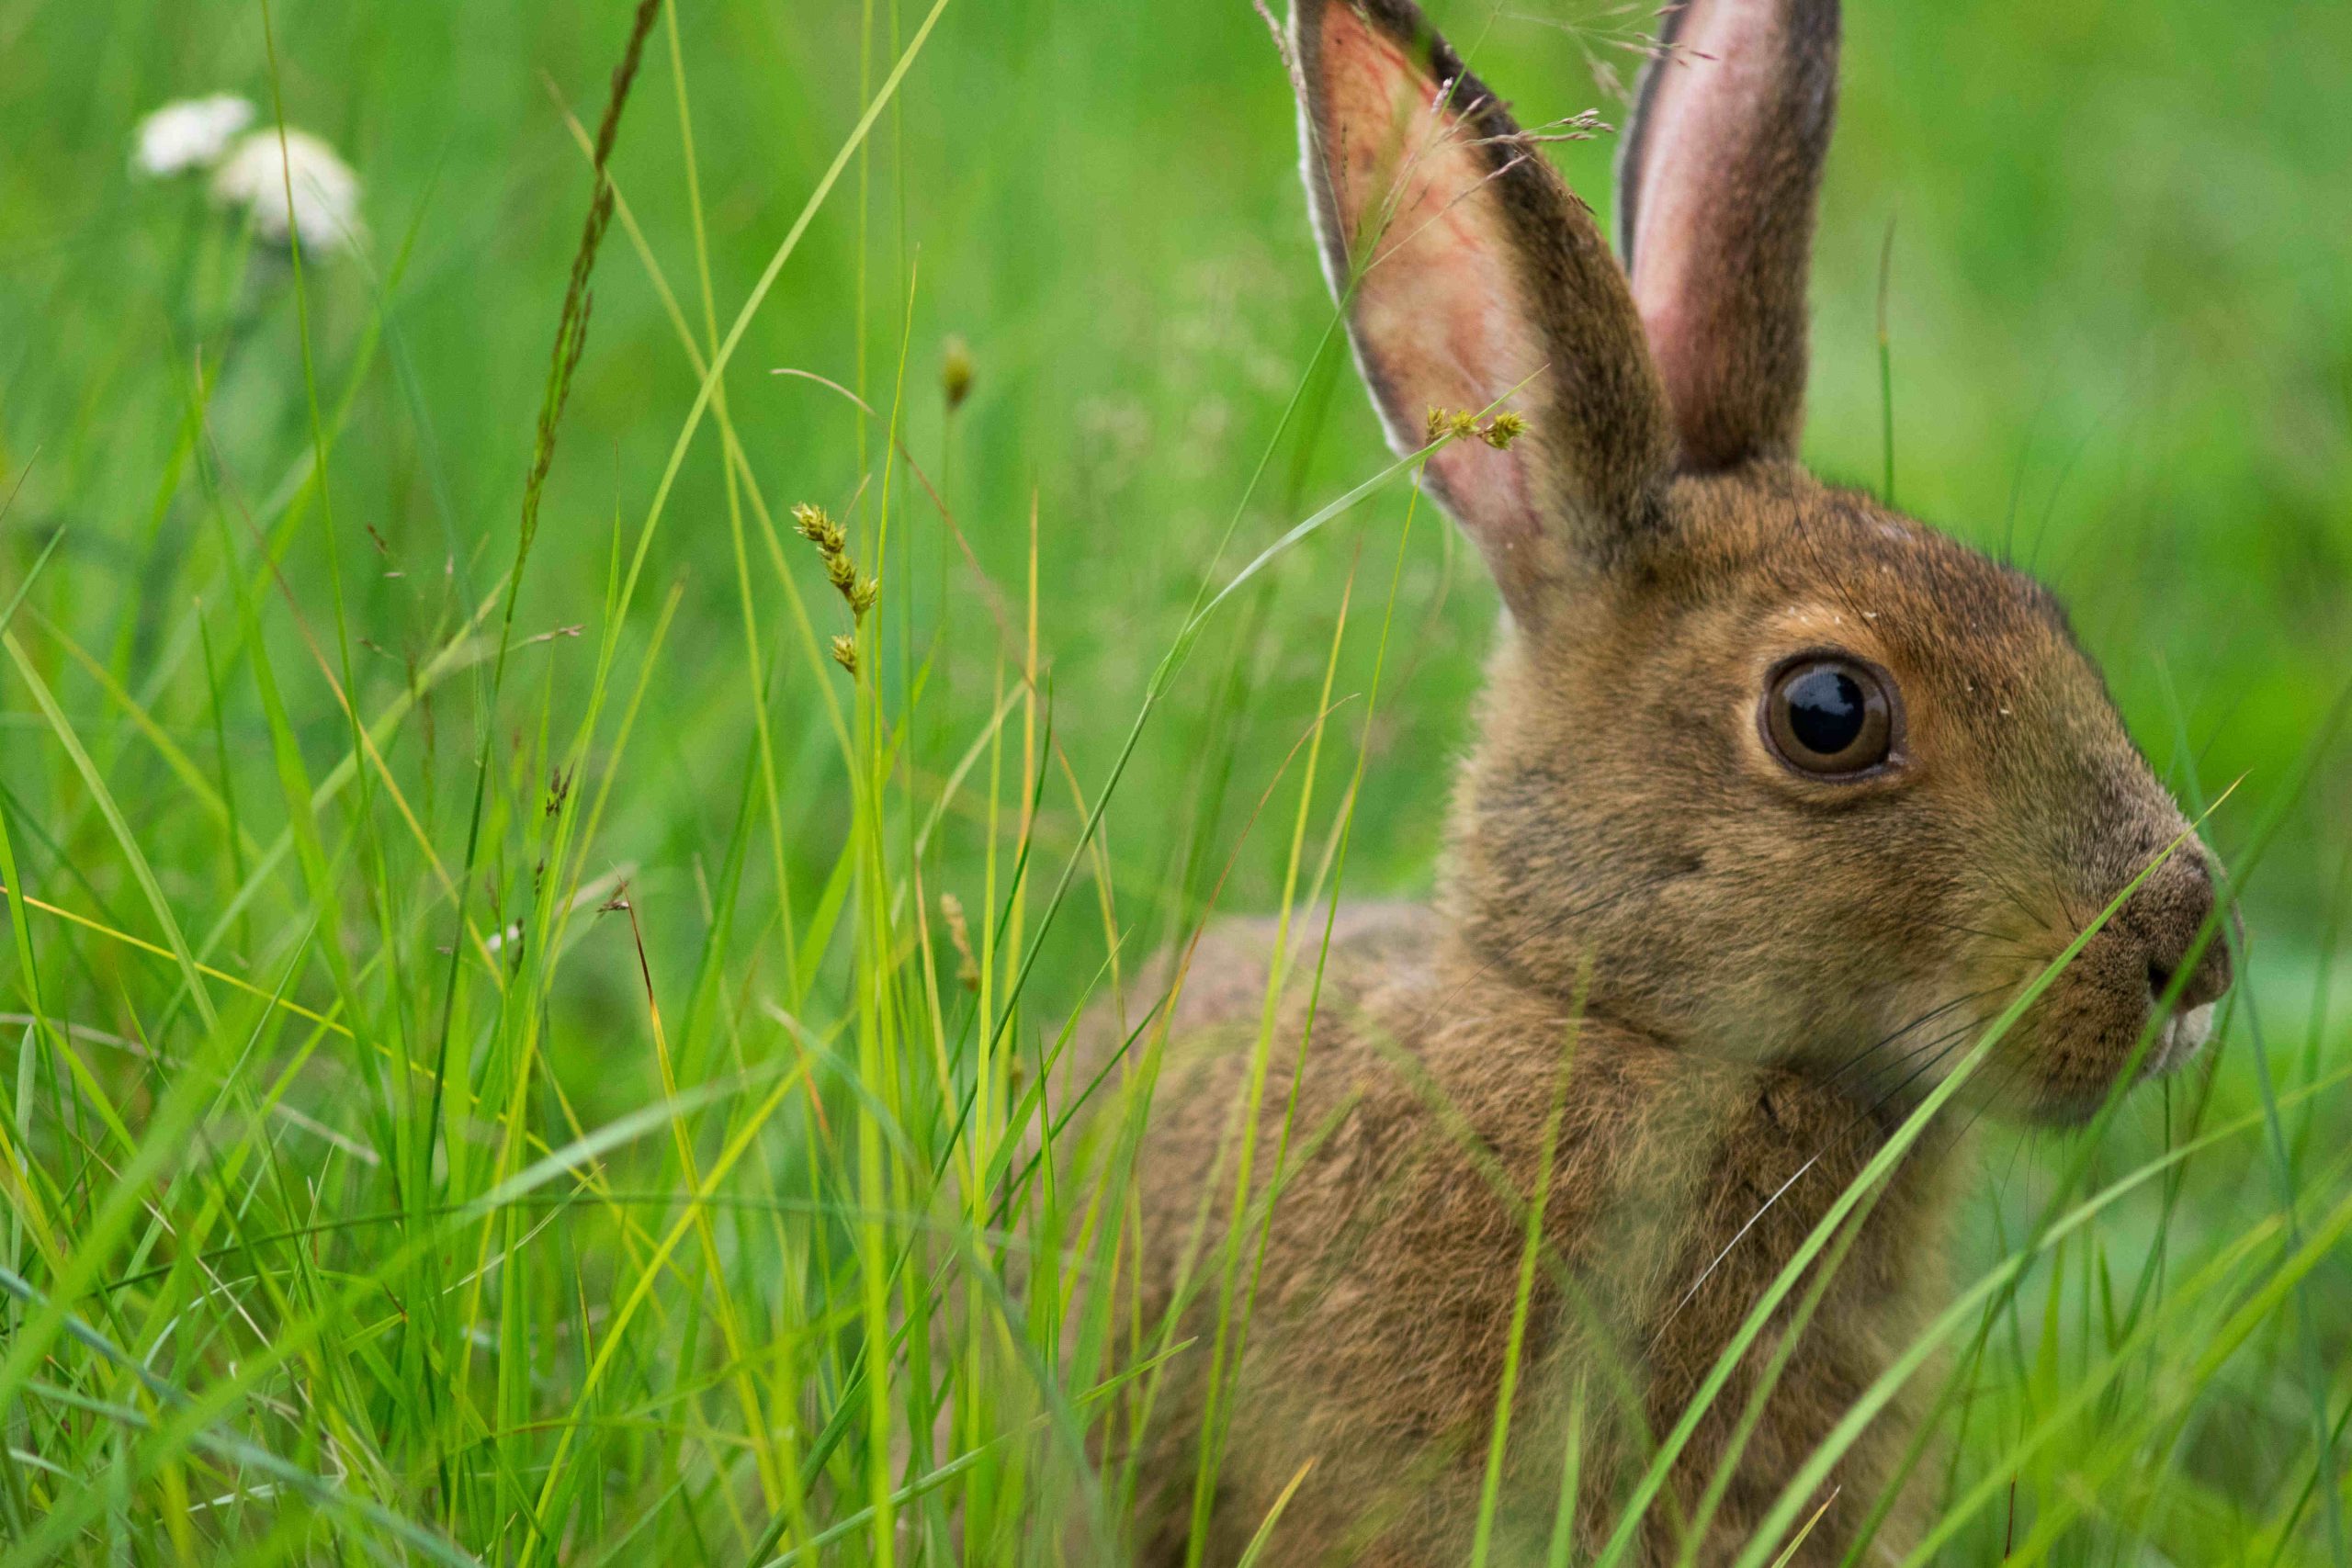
left=1291, top=0, right=1673, bottom=622
left=1617, top=0, right=1840, bottom=470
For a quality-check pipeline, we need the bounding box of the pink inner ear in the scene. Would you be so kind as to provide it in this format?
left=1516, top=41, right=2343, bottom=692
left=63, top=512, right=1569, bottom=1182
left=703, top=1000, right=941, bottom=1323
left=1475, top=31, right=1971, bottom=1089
left=1314, top=7, right=1545, bottom=567
left=1628, top=2, right=1785, bottom=432
left=1621, top=0, right=1834, bottom=468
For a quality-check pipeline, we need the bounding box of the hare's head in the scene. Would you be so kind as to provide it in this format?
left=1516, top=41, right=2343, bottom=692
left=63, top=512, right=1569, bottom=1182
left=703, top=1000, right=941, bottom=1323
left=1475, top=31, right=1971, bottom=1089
left=1288, top=0, right=2231, bottom=1121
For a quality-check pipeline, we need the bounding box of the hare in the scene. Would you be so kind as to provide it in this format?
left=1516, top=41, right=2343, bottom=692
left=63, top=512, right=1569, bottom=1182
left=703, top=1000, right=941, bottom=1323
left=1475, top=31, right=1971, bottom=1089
left=1105, top=0, right=2234, bottom=1563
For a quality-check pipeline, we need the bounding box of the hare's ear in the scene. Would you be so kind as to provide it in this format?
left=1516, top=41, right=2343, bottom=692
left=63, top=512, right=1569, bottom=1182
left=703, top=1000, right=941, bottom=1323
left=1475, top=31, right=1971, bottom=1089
left=1293, top=0, right=1673, bottom=620
left=1617, top=0, right=1840, bottom=471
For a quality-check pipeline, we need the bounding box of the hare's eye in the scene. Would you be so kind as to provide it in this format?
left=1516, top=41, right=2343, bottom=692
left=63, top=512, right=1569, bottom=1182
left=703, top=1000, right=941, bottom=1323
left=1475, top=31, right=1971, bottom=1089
left=1762, top=657, right=1896, bottom=778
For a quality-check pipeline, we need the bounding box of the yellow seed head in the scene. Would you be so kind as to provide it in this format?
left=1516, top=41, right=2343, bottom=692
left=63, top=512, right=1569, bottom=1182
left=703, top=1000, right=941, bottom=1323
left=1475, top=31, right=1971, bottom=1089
left=826, top=551, right=857, bottom=592
left=793, top=502, right=846, bottom=555
left=1480, top=411, right=1529, bottom=449
left=830, top=633, right=859, bottom=675
left=848, top=576, right=882, bottom=617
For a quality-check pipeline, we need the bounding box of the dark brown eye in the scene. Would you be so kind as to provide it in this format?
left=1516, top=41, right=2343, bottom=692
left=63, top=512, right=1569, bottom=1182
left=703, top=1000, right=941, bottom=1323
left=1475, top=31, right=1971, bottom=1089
left=1762, top=657, right=1897, bottom=777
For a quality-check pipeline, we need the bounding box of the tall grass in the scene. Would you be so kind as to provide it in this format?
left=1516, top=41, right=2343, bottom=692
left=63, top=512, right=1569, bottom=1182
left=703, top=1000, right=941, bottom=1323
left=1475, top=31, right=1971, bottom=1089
left=0, top=0, right=2347, bottom=1562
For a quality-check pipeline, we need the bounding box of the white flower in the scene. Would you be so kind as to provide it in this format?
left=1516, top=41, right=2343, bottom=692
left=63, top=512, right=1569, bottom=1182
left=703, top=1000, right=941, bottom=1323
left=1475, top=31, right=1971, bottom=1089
left=131, top=95, right=254, bottom=177
left=209, top=129, right=365, bottom=254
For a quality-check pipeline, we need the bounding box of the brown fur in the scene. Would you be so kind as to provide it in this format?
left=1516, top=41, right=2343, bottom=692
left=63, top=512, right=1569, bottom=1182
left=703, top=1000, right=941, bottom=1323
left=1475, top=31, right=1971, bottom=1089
left=1103, top=2, right=2233, bottom=1562
left=1122, top=908, right=1951, bottom=1564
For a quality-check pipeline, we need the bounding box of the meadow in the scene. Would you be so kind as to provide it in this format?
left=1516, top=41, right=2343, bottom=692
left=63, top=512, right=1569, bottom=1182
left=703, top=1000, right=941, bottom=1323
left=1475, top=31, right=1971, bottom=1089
left=0, top=0, right=2348, bottom=1561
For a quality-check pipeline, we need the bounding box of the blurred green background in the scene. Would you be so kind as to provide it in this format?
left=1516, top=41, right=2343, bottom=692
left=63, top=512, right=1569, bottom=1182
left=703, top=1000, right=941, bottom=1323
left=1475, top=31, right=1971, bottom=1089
left=2, top=0, right=2348, bottom=1560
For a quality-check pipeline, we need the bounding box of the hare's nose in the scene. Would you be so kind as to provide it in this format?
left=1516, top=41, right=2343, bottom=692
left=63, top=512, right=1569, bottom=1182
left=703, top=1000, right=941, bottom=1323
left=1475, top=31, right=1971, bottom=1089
left=2140, top=859, right=2233, bottom=1010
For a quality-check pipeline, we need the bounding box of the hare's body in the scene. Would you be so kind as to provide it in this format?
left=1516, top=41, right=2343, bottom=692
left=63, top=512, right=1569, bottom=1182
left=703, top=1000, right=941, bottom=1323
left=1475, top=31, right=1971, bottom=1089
left=1128, top=906, right=1951, bottom=1565
left=1109, top=0, right=2233, bottom=1561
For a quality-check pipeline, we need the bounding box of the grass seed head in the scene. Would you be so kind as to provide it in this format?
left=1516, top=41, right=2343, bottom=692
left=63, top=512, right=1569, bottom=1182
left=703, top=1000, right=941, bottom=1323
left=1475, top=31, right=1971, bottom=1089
left=942, top=334, right=974, bottom=412
left=1425, top=406, right=1528, bottom=448
left=1426, top=405, right=1488, bottom=442
left=792, top=502, right=846, bottom=554
left=940, top=893, right=980, bottom=989
left=1480, top=411, right=1528, bottom=448
left=797, top=498, right=876, bottom=639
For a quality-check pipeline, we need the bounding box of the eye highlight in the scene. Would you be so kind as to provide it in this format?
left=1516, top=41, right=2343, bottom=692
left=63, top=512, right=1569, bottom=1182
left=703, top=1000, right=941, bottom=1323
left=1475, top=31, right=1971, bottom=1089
left=1761, top=655, right=1898, bottom=778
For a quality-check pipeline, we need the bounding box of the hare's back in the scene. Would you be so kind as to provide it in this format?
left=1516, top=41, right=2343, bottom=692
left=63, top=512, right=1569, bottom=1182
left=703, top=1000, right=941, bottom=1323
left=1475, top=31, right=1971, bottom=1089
left=1075, top=898, right=1440, bottom=1189
left=1158, top=898, right=1439, bottom=1038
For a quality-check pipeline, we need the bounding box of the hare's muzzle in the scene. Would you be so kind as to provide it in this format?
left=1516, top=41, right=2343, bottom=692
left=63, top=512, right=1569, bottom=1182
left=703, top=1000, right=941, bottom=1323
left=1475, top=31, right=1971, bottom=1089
left=2104, top=845, right=2234, bottom=1076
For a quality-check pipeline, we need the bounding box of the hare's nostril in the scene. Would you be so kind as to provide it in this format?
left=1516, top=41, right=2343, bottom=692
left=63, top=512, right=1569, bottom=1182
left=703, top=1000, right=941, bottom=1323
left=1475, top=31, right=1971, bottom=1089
left=2134, top=855, right=2233, bottom=1012
left=2145, top=932, right=2233, bottom=1012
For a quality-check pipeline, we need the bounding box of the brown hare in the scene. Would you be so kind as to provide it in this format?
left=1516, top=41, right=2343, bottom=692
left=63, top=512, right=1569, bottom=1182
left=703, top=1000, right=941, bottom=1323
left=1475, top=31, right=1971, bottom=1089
left=1109, top=0, right=2233, bottom=1562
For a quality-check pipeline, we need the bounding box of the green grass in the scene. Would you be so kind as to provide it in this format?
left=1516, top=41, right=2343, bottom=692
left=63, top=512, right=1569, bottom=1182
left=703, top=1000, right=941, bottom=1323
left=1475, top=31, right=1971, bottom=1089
left=1, top=0, right=2348, bottom=1562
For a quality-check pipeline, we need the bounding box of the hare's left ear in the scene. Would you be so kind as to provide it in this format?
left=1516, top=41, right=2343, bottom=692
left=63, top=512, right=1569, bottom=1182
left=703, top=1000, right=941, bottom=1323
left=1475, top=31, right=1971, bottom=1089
left=1291, top=0, right=1675, bottom=621
left=1618, top=0, right=1841, bottom=471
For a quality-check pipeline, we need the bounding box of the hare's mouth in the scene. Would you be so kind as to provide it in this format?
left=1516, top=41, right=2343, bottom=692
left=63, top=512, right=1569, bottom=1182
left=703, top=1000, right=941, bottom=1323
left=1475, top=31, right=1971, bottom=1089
left=2148, top=1001, right=2218, bottom=1075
